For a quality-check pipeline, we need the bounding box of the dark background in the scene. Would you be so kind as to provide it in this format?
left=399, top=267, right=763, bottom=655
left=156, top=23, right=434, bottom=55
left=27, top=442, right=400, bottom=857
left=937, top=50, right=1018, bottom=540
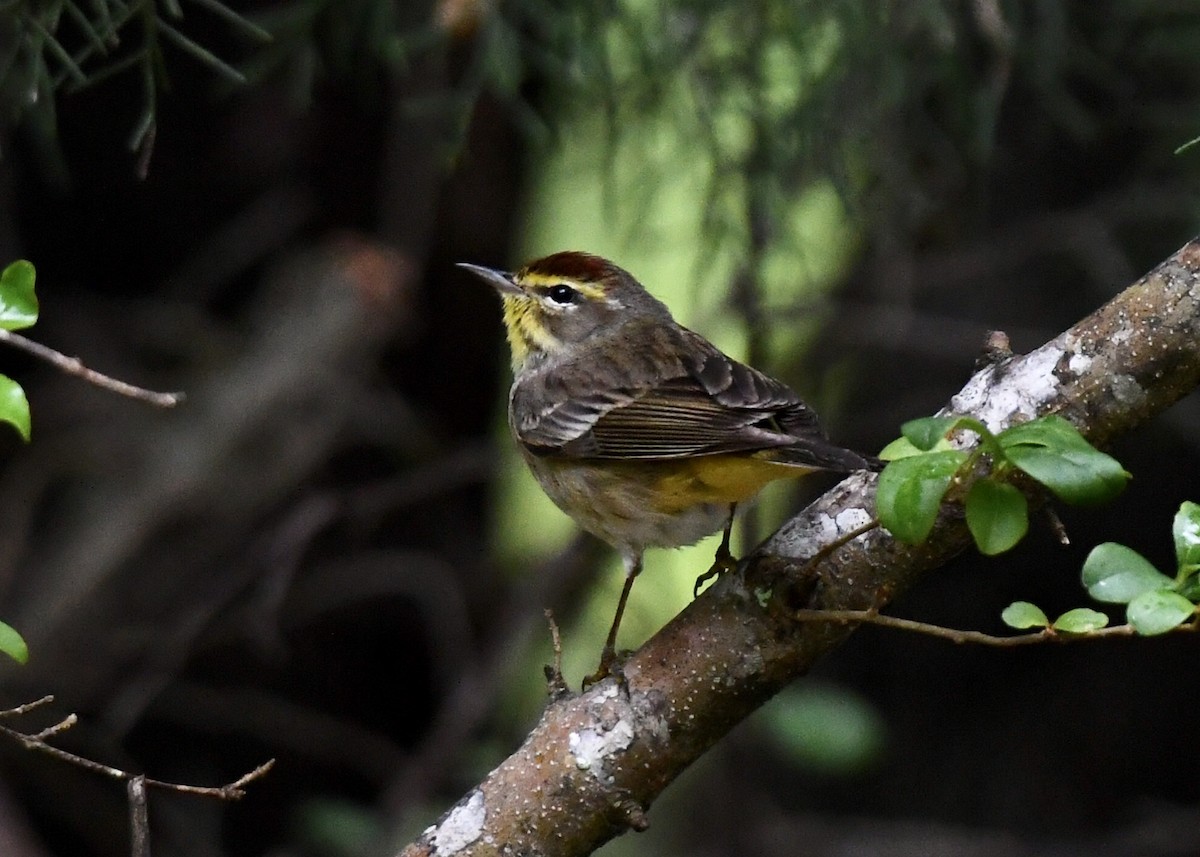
left=1, top=2, right=1199, bottom=856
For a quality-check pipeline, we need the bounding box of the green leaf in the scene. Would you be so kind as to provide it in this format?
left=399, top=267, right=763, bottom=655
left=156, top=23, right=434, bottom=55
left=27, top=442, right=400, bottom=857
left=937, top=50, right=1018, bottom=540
left=1005, top=445, right=1129, bottom=505
left=878, top=436, right=924, bottom=461
left=1001, top=601, right=1049, bottom=629
left=965, top=479, right=1029, bottom=555
left=0, top=621, right=28, bottom=664
left=996, top=414, right=1079, bottom=449
left=901, top=416, right=962, bottom=451
left=876, top=450, right=967, bottom=544
left=0, top=375, right=31, bottom=441
left=1052, top=608, right=1109, bottom=633
left=1172, top=501, right=1200, bottom=578
left=0, top=260, right=39, bottom=331
left=999, top=416, right=1129, bottom=505
left=1082, top=543, right=1173, bottom=604
left=1126, top=590, right=1195, bottom=636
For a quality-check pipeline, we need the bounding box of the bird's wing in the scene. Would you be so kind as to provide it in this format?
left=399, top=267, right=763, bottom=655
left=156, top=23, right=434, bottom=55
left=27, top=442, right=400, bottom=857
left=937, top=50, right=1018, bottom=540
left=512, top=328, right=867, bottom=470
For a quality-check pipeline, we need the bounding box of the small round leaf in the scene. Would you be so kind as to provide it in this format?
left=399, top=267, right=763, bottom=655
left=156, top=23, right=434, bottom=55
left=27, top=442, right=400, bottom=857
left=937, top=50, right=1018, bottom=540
left=1082, top=543, right=1173, bottom=604
left=0, top=260, right=39, bottom=331
left=878, top=436, right=924, bottom=462
left=1126, top=590, right=1195, bottom=636
left=1004, top=445, right=1129, bottom=505
left=901, top=416, right=962, bottom=451
left=997, top=415, right=1084, bottom=450
left=876, top=450, right=967, bottom=544
left=966, top=479, right=1028, bottom=555
left=0, top=375, right=31, bottom=441
left=0, top=620, right=28, bottom=664
left=999, top=416, right=1129, bottom=505
left=1052, top=608, right=1109, bottom=634
left=1001, top=601, right=1049, bottom=629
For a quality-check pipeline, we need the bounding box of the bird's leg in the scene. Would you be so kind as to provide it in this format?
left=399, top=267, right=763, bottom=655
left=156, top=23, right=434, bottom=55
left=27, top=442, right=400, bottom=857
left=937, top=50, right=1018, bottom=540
left=694, top=503, right=739, bottom=597
left=584, top=552, right=641, bottom=689
left=714, top=502, right=738, bottom=569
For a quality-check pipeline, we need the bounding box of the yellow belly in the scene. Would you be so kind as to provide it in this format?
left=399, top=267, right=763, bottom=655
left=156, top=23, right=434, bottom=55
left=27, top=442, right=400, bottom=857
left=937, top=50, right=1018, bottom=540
left=522, top=451, right=814, bottom=553
left=646, top=453, right=815, bottom=513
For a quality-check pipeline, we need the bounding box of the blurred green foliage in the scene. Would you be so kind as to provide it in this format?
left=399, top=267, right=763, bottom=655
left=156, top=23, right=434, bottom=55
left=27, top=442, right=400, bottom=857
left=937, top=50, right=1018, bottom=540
left=758, top=683, right=887, bottom=774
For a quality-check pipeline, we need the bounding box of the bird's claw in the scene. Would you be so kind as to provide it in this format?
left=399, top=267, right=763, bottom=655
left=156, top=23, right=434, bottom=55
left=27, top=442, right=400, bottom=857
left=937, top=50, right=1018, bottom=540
left=693, top=548, right=738, bottom=597
left=582, top=645, right=628, bottom=691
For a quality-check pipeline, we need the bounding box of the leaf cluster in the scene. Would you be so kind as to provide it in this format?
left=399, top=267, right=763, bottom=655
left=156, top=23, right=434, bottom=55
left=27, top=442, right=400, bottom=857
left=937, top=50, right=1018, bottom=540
left=877, top=414, right=1129, bottom=555
left=1004, top=503, right=1200, bottom=638
left=876, top=414, right=1197, bottom=640
left=1080, top=502, right=1200, bottom=635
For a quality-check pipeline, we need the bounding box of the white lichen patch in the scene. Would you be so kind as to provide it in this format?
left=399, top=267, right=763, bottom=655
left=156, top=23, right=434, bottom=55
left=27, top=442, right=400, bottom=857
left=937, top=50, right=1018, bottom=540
left=949, top=344, right=1064, bottom=431
left=810, top=512, right=845, bottom=541
left=430, top=789, right=486, bottom=853
left=1067, top=352, right=1093, bottom=375
left=771, top=511, right=841, bottom=557
left=761, top=504, right=875, bottom=559
left=834, top=508, right=873, bottom=532
left=569, top=719, right=635, bottom=776
left=1059, top=332, right=1093, bottom=376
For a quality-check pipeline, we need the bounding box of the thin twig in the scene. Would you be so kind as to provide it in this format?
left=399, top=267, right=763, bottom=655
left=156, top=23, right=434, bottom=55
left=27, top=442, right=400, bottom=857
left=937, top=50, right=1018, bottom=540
left=0, top=695, right=55, bottom=717
left=0, top=329, right=184, bottom=407
left=160, top=759, right=277, bottom=799
left=1044, top=507, right=1070, bottom=546
left=542, top=609, right=570, bottom=700
left=0, top=714, right=273, bottom=798
left=31, top=714, right=78, bottom=741
left=2, top=697, right=273, bottom=857
left=793, top=608, right=1198, bottom=645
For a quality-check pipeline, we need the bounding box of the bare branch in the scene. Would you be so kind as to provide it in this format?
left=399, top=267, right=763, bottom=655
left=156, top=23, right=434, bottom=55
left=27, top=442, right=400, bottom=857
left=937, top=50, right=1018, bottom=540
left=29, top=715, right=77, bottom=742
left=0, top=329, right=183, bottom=407
left=0, top=695, right=55, bottom=717
left=0, top=705, right=273, bottom=799
left=792, top=608, right=1197, bottom=645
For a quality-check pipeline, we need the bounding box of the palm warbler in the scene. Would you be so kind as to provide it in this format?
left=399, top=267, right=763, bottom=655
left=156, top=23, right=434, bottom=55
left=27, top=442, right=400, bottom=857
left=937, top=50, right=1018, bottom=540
left=460, top=251, right=873, bottom=679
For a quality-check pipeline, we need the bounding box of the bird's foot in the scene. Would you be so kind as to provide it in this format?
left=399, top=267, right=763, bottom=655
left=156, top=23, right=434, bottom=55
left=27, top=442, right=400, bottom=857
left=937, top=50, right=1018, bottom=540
left=693, top=545, right=738, bottom=597
left=582, top=644, right=628, bottom=691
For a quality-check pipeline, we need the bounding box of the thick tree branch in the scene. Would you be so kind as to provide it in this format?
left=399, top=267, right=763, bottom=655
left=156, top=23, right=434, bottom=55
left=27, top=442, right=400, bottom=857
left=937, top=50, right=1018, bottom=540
left=400, top=238, right=1200, bottom=857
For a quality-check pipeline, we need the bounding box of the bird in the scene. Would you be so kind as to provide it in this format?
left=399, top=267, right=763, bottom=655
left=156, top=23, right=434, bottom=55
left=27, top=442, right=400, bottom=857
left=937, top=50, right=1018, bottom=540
left=459, top=251, right=874, bottom=682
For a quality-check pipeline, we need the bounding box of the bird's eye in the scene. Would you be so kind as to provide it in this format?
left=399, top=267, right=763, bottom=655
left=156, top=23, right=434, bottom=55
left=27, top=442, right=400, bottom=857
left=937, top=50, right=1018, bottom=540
left=546, top=284, right=578, bottom=305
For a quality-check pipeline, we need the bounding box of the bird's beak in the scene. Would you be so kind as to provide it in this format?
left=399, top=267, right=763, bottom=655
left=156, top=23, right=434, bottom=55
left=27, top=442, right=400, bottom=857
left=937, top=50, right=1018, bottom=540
left=456, top=262, right=522, bottom=296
